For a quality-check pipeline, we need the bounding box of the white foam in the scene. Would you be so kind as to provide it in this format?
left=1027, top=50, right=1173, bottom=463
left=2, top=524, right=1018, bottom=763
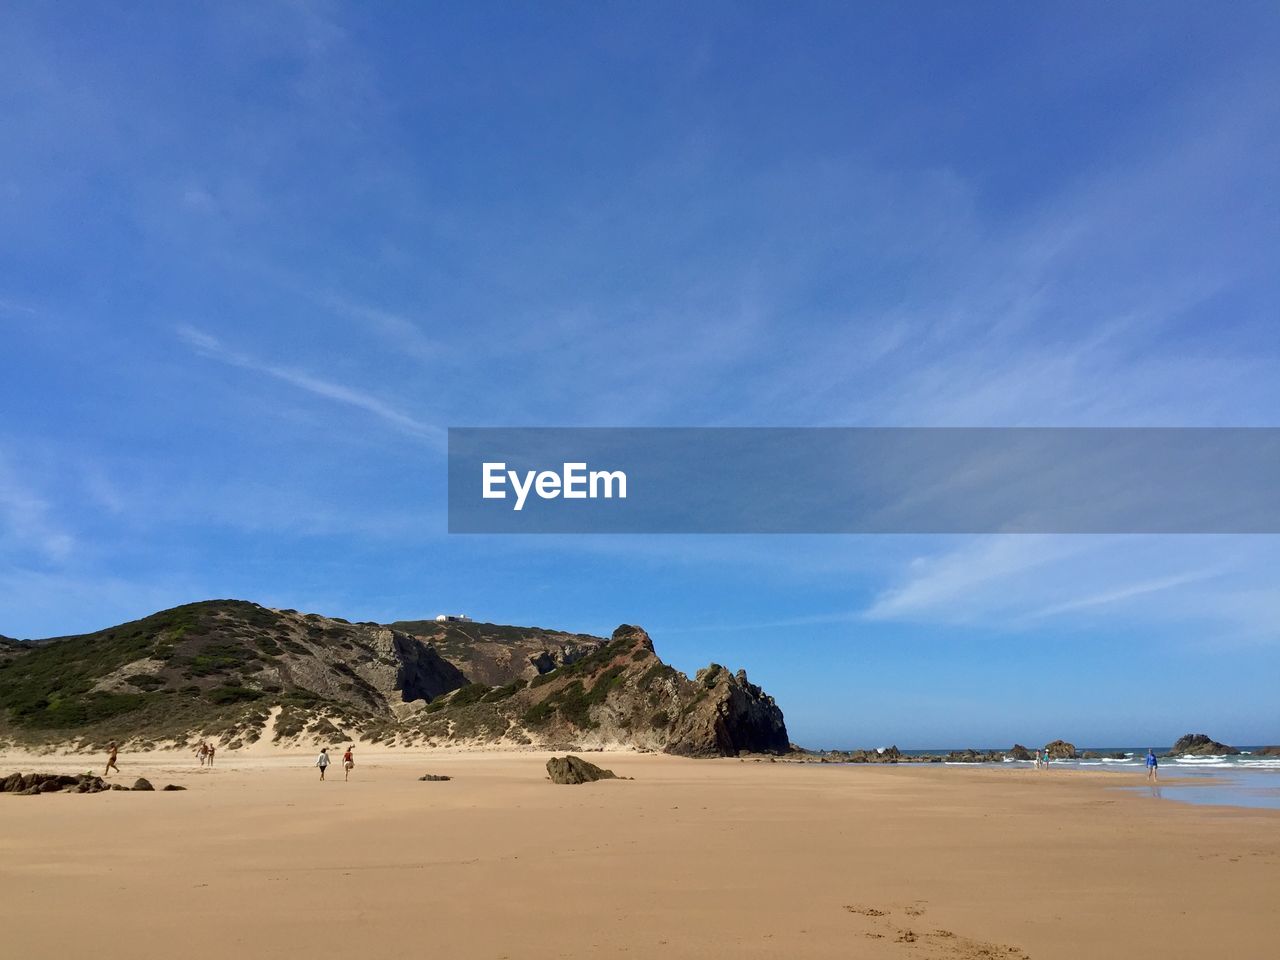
left=1174, top=759, right=1233, bottom=768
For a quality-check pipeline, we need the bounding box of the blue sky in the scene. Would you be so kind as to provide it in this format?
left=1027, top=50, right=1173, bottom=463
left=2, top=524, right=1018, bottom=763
left=2, top=2, right=1278, bottom=747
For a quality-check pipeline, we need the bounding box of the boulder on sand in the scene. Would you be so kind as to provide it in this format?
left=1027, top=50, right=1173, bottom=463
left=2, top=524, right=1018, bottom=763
left=546, top=755, right=619, bottom=785
left=1008, top=745, right=1033, bottom=761
left=418, top=774, right=452, bottom=781
left=131, top=778, right=155, bottom=791
left=1042, top=740, right=1077, bottom=760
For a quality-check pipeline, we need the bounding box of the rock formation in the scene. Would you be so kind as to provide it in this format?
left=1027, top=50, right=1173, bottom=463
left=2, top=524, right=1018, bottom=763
left=0, top=604, right=788, bottom=758
left=0, top=772, right=182, bottom=795
left=546, top=755, right=619, bottom=784
left=1169, top=733, right=1239, bottom=756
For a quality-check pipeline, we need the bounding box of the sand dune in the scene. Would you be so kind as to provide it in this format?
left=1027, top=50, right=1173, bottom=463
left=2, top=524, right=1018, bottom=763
left=0, top=747, right=1275, bottom=959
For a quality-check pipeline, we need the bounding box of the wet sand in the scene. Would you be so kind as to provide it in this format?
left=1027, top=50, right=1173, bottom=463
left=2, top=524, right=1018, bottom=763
left=1, top=747, right=1276, bottom=959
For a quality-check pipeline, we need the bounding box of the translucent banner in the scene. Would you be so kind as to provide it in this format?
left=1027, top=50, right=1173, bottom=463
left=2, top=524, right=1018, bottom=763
left=447, top=428, right=1280, bottom=534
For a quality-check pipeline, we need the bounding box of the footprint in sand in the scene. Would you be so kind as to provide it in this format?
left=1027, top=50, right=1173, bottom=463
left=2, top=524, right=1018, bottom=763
left=841, top=903, right=1031, bottom=959
left=844, top=905, right=888, bottom=917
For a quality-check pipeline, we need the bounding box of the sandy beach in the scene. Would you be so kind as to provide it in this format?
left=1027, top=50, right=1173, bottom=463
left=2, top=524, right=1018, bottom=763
left=1, top=746, right=1275, bottom=960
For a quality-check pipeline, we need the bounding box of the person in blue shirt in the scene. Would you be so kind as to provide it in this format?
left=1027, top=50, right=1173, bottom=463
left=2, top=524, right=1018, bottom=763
left=1146, top=749, right=1159, bottom=781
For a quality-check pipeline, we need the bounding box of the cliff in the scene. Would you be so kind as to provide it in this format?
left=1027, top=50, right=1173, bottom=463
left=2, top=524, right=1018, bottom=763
left=0, top=602, right=787, bottom=757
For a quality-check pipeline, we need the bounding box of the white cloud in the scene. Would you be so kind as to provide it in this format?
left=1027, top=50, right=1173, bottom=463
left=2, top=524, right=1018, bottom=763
left=0, top=449, right=75, bottom=562
left=177, top=324, right=444, bottom=446
left=863, top=536, right=1090, bottom=623
left=311, top=292, right=441, bottom=365
left=860, top=534, right=1280, bottom=645
left=1023, top=570, right=1222, bottom=620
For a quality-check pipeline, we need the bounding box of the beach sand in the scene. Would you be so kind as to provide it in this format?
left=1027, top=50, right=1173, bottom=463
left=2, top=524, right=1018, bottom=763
left=1, top=746, right=1275, bottom=959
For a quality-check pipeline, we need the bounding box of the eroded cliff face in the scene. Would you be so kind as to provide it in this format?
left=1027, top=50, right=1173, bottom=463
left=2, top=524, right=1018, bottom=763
left=389, top=632, right=467, bottom=704
left=401, top=624, right=789, bottom=757
left=664, top=664, right=790, bottom=756
left=0, top=604, right=788, bottom=757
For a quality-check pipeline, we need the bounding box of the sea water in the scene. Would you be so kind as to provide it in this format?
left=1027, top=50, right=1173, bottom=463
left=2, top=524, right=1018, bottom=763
left=836, top=748, right=1280, bottom=811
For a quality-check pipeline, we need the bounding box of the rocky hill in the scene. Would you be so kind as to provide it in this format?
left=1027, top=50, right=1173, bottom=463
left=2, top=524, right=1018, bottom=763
left=0, top=601, right=787, bottom=757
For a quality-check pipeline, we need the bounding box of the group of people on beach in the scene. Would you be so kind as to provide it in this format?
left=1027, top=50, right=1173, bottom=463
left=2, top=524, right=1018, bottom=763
left=1030, top=745, right=1160, bottom=780
left=100, top=740, right=357, bottom=781
left=315, top=745, right=356, bottom=781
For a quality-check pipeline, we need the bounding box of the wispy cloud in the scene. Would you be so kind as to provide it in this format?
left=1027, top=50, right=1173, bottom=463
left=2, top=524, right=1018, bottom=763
left=176, top=325, right=443, bottom=446
left=1022, top=570, right=1223, bottom=620
left=311, top=292, right=442, bottom=365
left=859, top=534, right=1280, bottom=646
left=863, top=536, right=1092, bottom=623
left=0, top=448, right=75, bottom=562
left=0, top=297, right=39, bottom=319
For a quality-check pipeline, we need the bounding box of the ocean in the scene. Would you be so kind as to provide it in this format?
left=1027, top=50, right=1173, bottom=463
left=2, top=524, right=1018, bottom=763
left=880, top=747, right=1280, bottom=810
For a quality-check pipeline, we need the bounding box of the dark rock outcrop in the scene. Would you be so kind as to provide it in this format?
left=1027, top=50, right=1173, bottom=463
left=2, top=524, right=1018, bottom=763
left=131, top=777, right=154, bottom=791
left=1042, top=740, right=1077, bottom=759
left=1, top=772, right=131, bottom=795
left=944, top=749, right=1005, bottom=763
left=417, top=774, right=452, bottom=781
left=811, top=746, right=903, bottom=763
left=664, top=660, right=789, bottom=757
left=1250, top=746, right=1280, bottom=756
left=1170, top=733, right=1239, bottom=756
left=162, top=784, right=186, bottom=791
left=1008, top=744, right=1033, bottom=761
left=546, top=755, right=618, bottom=784
left=415, top=624, right=791, bottom=758
left=392, top=634, right=468, bottom=704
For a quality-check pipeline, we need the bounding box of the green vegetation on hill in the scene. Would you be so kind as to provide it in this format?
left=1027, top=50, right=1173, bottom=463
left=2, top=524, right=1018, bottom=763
left=0, top=603, right=789, bottom=757
left=0, top=600, right=338, bottom=738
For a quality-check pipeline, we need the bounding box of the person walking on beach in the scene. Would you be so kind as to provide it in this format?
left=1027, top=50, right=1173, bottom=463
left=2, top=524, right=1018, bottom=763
left=206, top=742, right=216, bottom=767
left=1146, top=749, right=1159, bottom=781
left=342, top=745, right=355, bottom=781
left=1042, top=747, right=1051, bottom=769
left=104, top=741, right=120, bottom=777
left=316, top=748, right=331, bottom=781
left=197, top=742, right=208, bottom=766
